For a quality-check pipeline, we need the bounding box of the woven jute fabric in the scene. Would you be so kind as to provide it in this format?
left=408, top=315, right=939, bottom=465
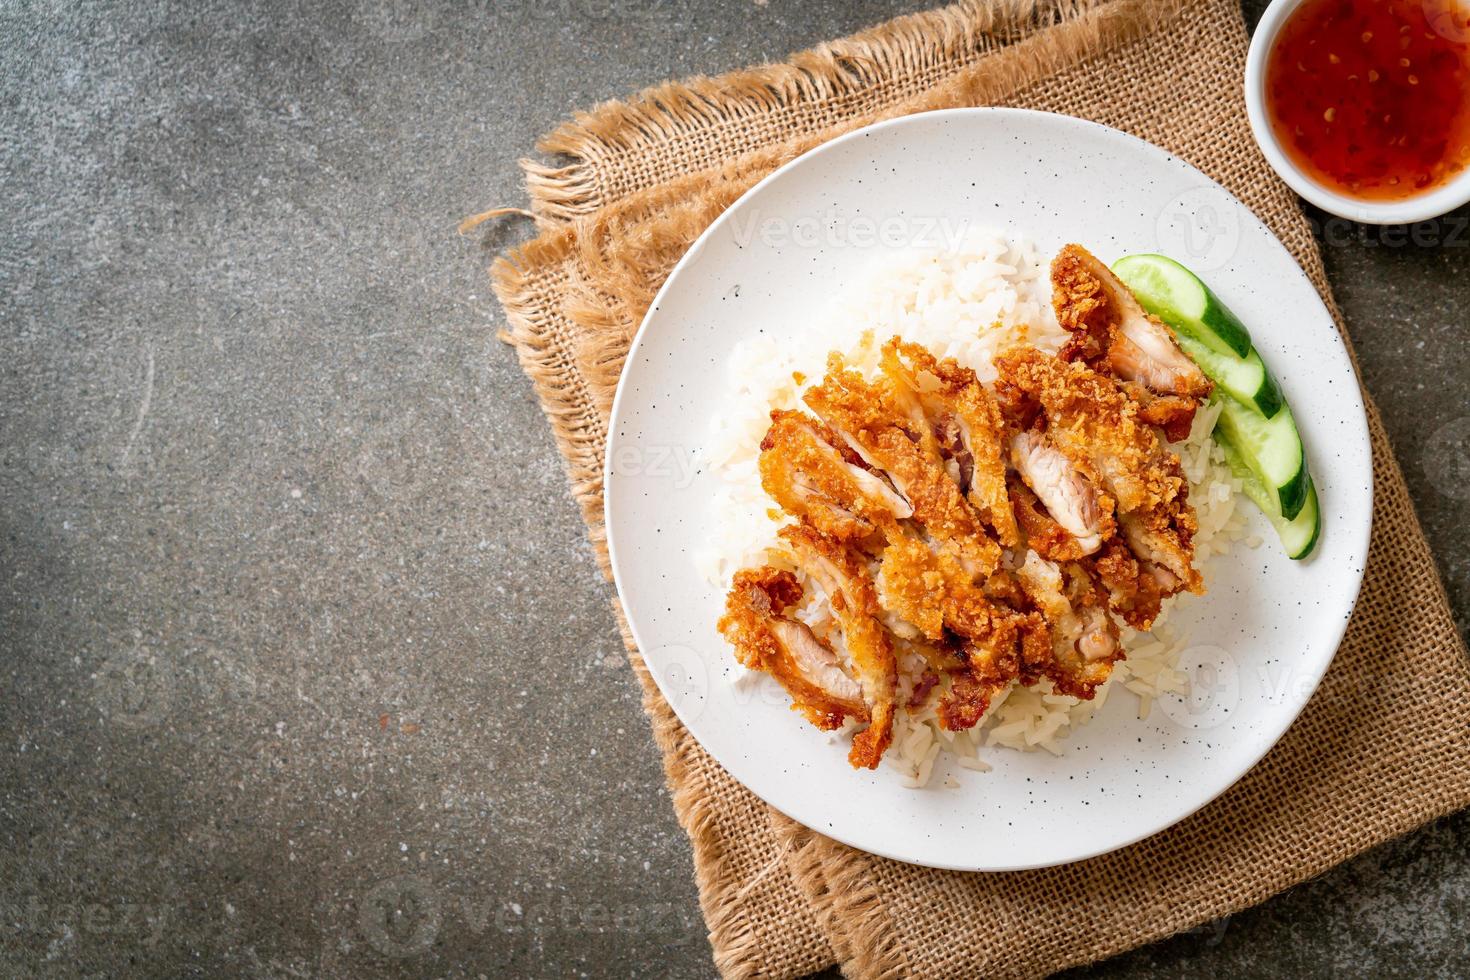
left=488, top=1, right=1470, bottom=975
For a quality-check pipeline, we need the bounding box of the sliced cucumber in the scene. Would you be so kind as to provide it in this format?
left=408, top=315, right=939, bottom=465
left=1109, top=253, right=1319, bottom=549
left=1218, top=437, right=1321, bottom=559
left=1174, top=333, right=1285, bottom=418
left=1113, top=253, right=1253, bottom=359
left=1214, top=394, right=1308, bottom=521
left=1114, top=253, right=1283, bottom=418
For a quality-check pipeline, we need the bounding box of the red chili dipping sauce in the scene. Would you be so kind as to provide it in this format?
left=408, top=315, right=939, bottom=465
left=1265, top=0, right=1470, bottom=200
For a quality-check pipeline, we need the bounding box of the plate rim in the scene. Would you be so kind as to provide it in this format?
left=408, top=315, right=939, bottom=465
left=602, top=106, right=1374, bottom=871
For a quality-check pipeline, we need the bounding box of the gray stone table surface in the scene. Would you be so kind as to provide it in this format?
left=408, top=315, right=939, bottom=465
left=1, top=0, right=1466, bottom=977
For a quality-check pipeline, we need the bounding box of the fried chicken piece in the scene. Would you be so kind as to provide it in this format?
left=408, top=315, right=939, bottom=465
left=894, top=632, right=967, bottom=677
left=1051, top=243, right=1211, bottom=441
left=877, top=531, right=1050, bottom=735
left=1090, top=539, right=1167, bottom=630
left=932, top=611, right=1053, bottom=731
left=873, top=531, right=951, bottom=640
left=1049, top=568, right=1121, bottom=699
left=758, top=409, right=912, bottom=542
left=936, top=671, right=993, bottom=731
left=1007, top=429, right=1114, bottom=555
left=1013, top=550, right=1121, bottom=699
left=1117, top=510, right=1200, bottom=595
left=719, top=568, right=867, bottom=731
left=1051, top=243, right=1211, bottom=396
left=804, top=355, right=1001, bottom=579
left=955, top=600, right=1052, bottom=690
left=1007, top=474, right=1093, bottom=563
left=727, top=322, right=1211, bottom=768
left=996, top=348, right=1203, bottom=596
left=873, top=517, right=1039, bottom=667
left=879, top=339, right=1021, bottom=548
left=780, top=525, right=897, bottom=769
left=908, top=554, right=1053, bottom=732
left=1050, top=246, right=1114, bottom=365
left=873, top=343, right=946, bottom=469
left=1128, top=385, right=1209, bottom=443
left=800, top=351, right=1077, bottom=732
left=857, top=495, right=1048, bottom=731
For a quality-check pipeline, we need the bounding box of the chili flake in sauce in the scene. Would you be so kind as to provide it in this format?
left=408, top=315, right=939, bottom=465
left=1266, top=0, right=1470, bottom=200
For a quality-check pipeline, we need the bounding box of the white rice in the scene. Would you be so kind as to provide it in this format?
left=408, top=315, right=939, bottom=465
left=697, top=229, right=1248, bottom=787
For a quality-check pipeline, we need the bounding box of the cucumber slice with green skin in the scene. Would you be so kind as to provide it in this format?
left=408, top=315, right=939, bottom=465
left=1218, top=437, right=1321, bottom=559
left=1110, top=254, right=1317, bottom=550
left=1214, top=393, right=1309, bottom=520
left=1279, top=478, right=1320, bottom=559
left=1112, top=253, right=1283, bottom=417
left=1174, top=333, right=1285, bottom=418
left=1113, top=254, right=1253, bottom=359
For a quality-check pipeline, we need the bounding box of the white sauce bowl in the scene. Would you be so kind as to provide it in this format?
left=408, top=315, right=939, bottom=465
left=1245, top=0, right=1470, bottom=224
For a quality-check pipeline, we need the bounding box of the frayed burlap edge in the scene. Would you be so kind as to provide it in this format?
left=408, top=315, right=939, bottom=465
left=784, top=816, right=910, bottom=979
left=493, top=233, right=614, bottom=563
left=525, top=0, right=1168, bottom=221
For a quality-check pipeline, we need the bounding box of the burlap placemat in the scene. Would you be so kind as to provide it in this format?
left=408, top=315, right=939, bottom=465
left=487, top=1, right=1470, bottom=976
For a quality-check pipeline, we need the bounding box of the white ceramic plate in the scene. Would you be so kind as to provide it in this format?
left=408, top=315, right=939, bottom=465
left=604, top=109, right=1372, bottom=871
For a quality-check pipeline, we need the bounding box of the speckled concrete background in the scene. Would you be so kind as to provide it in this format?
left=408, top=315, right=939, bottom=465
left=0, top=1, right=1465, bottom=977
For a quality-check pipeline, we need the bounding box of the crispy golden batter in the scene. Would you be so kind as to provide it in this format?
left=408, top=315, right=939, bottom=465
left=1049, top=563, right=1122, bottom=698
left=935, top=615, right=1054, bottom=731
left=1051, top=244, right=1115, bottom=363
left=873, top=519, right=1050, bottom=722
left=718, top=567, right=868, bottom=731
left=1128, top=385, right=1207, bottom=443
left=1051, top=243, right=1211, bottom=442
left=935, top=672, right=992, bottom=731
left=874, top=532, right=950, bottom=640
left=804, top=355, right=1001, bottom=579
left=880, top=339, right=1020, bottom=548
left=759, top=409, right=910, bottom=543
left=1090, top=539, right=1167, bottom=630
left=995, top=347, right=1203, bottom=597
left=1013, top=552, right=1121, bottom=699
left=780, top=525, right=897, bottom=769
